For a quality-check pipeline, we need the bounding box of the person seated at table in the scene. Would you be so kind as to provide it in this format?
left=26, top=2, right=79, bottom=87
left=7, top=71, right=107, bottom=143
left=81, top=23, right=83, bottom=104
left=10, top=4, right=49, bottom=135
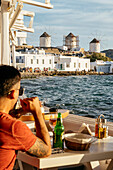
left=0, top=65, right=51, bottom=170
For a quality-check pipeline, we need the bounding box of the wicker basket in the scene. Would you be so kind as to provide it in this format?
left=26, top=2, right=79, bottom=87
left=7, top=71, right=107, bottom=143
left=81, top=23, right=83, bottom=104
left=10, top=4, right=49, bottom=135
left=65, top=133, right=96, bottom=151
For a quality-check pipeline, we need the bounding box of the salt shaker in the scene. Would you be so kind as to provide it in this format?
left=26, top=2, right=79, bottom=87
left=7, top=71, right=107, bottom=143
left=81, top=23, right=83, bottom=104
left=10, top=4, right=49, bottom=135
left=102, top=119, right=108, bottom=138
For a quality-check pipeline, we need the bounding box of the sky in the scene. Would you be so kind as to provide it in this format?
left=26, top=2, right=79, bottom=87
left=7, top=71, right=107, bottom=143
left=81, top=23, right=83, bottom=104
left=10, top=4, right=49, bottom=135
left=23, top=0, right=113, bottom=51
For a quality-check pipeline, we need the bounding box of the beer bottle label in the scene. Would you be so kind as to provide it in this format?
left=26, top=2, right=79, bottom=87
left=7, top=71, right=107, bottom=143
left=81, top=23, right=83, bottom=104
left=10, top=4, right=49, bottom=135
left=53, top=132, right=64, bottom=149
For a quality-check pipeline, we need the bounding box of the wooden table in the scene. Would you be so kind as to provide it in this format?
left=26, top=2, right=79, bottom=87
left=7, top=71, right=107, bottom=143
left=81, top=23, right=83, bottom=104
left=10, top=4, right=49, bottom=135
left=17, top=136, right=113, bottom=170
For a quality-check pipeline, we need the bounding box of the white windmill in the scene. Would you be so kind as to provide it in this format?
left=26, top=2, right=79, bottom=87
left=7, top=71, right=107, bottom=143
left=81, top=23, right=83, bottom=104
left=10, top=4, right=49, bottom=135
left=0, top=0, right=53, bottom=66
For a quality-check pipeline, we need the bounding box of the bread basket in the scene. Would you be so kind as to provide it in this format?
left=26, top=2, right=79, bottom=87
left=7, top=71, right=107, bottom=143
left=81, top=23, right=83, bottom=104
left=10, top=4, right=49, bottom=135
left=65, top=133, right=96, bottom=151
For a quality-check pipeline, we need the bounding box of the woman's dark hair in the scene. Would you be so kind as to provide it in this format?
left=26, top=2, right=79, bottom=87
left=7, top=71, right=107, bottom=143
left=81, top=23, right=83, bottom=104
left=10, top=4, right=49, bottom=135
left=0, top=65, right=21, bottom=97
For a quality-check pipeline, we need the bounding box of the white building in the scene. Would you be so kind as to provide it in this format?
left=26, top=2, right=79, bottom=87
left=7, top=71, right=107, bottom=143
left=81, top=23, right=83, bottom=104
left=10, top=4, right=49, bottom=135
left=40, top=32, right=51, bottom=48
left=14, top=48, right=90, bottom=72
left=15, top=48, right=55, bottom=71
left=55, top=55, right=90, bottom=72
left=89, top=38, right=100, bottom=53
left=65, top=33, right=79, bottom=50
left=90, top=60, right=111, bottom=73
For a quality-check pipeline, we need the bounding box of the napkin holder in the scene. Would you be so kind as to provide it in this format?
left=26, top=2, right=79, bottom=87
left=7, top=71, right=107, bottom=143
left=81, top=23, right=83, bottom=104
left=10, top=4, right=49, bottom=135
left=78, top=123, right=93, bottom=136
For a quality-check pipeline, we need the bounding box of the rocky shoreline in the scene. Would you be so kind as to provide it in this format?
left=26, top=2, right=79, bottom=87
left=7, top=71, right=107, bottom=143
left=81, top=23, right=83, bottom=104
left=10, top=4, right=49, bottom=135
left=20, top=71, right=113, bottom=79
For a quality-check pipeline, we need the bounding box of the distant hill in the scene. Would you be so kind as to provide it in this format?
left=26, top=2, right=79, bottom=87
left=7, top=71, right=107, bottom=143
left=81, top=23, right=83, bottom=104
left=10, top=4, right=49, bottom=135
left=101, top=49, right=113, bottom=59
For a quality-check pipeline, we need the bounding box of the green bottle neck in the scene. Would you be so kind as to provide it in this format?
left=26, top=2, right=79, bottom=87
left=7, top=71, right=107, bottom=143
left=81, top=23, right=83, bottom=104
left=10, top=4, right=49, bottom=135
left=56, top=118, right=61, bottom=125
left=56, top=113, right=63, bottom=126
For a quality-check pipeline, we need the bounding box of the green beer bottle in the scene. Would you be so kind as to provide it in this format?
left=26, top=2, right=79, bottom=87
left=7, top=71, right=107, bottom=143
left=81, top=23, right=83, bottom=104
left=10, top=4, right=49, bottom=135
left=53, top=112, right=64, bottom=149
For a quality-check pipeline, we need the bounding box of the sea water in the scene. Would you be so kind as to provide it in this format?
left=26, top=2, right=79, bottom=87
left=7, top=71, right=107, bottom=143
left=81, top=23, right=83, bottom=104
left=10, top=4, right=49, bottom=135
left=21, top=75, right=113, bottom=122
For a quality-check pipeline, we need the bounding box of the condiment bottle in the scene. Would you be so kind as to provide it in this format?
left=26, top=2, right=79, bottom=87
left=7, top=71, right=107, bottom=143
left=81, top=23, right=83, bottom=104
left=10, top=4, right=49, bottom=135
left=53, top=112, right=64, bottom=149
left=95, top=118, right=99, bottom=137
left=102, top=119, right=108, bottom=138
left=98, top=118, right=104, bottom=139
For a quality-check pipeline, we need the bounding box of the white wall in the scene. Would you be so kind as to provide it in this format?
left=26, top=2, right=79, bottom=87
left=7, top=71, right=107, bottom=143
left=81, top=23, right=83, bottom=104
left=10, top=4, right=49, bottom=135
left=90, top=62, right=97, bottom=71
left=97, top=64, right=111, bottom=73
left=55, top=56, right=90, bottom=71
left=77, top=58, right=90, bottom=71
left=26, top=54, right=54, bottom=70
left=40, top=37, right=51, bottom=47
left=16, top=51, right=54, bottom=70
left=65, top=36, right=79, bottom=49
left=89, top=43, right=100, bottom=53
left=91, top=61, right=112, bottom=73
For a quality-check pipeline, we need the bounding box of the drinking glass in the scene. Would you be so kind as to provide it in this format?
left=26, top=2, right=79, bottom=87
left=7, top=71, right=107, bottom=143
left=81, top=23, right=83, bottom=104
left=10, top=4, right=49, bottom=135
left=49, top=114, right=57, bottom=132
left=15, top=87, right=27, bottom=109
left=49, top=114, right=57, bottom=146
